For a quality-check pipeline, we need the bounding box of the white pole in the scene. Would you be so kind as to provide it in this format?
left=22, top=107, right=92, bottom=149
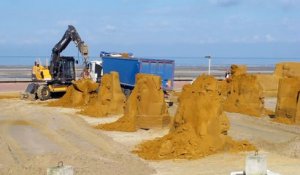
left=205, top=56, right=211, bottom=75
left=208, top=58, right=211, bottom=75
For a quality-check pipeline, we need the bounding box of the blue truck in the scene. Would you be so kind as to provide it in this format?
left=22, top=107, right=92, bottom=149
left=99, top=54, right=175, bottom=96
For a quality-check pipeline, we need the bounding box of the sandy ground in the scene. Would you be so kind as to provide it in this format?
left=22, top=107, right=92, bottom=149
left=79, top=97, right=300, bottom=175
left=1, top=91, right=300, bottom=174
left=0, top=99, right=154, bottom=175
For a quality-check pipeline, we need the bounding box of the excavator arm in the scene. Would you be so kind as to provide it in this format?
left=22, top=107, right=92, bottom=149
left=50, top=25, right=89, bottom=78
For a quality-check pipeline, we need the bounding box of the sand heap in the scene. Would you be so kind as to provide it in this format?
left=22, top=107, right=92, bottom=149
left=80, top=72, right=126, bottom=117
left=48, top=79, right=98, bottom=107
left=96, top=74, right=170, bottom=132
left=221, top=65, right=265, bottom=117
left=274, top=76, right=300, bottom=124
left=133, top=75, right=255, bottom=160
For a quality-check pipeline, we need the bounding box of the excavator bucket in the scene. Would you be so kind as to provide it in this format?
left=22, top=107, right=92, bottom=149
left=72, top=79, right=98, bottom=93
left=20, top=83, right=38, bottom=100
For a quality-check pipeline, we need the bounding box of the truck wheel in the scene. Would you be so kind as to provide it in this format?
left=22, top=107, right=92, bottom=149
left=37, top=85, right=51, bottom=101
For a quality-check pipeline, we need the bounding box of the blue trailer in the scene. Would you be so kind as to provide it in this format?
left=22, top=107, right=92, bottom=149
left=101, top=56, right=175, bottom=94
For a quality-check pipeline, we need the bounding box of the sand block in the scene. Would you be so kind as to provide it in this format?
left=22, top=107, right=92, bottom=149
left=137, top=114, right=170, bottom=129
left=275, top=77, right=300, bottom=122
left=255, top=74, right=279, bottom=97
left=296, top=99, right=300, bottom=124
left=80, top=72, right=126, bottom=117
left=224, top=74, right=265, bottom=117
left=98, top=73, right=170, bottom=131
left=47, top=165, right=73, bottom=175
left=274, top=62, right=300, bottom=78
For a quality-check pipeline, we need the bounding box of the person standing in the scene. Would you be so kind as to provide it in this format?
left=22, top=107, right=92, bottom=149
left=32, top=61, right=38, bottom=80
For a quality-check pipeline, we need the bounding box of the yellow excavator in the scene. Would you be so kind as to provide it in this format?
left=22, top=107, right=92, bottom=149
left=21, top=25, right=89, bottom=100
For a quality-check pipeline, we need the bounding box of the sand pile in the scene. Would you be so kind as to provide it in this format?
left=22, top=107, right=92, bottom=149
left=80, top=72, right=126, bottom=117
left=48, top=79, right=99, bottom=107
left=275, top=77, right=300, bottom=124
left=96, top=74, right=170, bottom=132
left=133, top=75, right=255, bottom=160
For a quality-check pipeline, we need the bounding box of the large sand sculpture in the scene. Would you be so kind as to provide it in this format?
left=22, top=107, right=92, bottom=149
left=275, top=77, right=300, bottom=124
left=133, top=75, right=255, bottom=160
left=80, top=72, right=126, bottom=117
left=96, top=74, right=170, bottom=131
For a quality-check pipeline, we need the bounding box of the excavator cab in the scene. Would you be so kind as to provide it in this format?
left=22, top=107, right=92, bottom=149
left=51, top=56, right=76, bottom=84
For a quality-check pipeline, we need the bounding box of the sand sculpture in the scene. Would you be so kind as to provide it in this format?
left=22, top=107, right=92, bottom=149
left=297, top=98, right=300, bottom=124
left=80, top=72, right=126, bottom=117
left=220, top=65, right=265, bottom=117
left=96, top=74, right=170, bottom=132
left=230, top=64, right=247, bottom=76
left=255, top=62, right=300, bottom=97
left=255, top=74, right=279, bottom=97
left=274, top=62, right=300, bottom=78
left=224, top=74, right=265, bottom=117
left=133, top=75, right=255, bottom=160
left=275, top=77, right=300, bottom=124
left=48, top=79, right=99, bottom=107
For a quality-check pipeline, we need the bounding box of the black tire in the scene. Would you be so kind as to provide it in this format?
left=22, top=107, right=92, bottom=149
left=37, top=85, right=51, bottom=101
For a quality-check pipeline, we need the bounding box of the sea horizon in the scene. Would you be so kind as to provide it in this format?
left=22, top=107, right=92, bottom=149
left=0, top=55, right=299, bottom=67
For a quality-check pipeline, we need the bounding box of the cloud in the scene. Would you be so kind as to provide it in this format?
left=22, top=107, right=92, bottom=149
left=265, top=34, right=275, bottom=42
left=104, top=25, right=117, bottom=32
left=210, top=0, right=242, bottom=7
left=232, top=34, right=276, bottom=43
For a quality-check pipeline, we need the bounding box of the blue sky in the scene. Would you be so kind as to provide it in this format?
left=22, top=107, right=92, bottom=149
left=0, top=0, right=299, bottom=65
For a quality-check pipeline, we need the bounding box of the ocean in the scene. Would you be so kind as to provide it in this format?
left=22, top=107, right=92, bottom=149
left=162, top=57, right=300, bottom=67
left=0, top=56, right=299, bottom=67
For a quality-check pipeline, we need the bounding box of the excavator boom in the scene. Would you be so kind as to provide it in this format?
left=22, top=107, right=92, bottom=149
left=22, top=25, right=89, bottom=101
left=50, top=25, right=89, bottom=80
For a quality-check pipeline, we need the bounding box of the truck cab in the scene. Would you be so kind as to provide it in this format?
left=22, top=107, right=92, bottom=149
left=88, top=60, right=103, bottom=82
